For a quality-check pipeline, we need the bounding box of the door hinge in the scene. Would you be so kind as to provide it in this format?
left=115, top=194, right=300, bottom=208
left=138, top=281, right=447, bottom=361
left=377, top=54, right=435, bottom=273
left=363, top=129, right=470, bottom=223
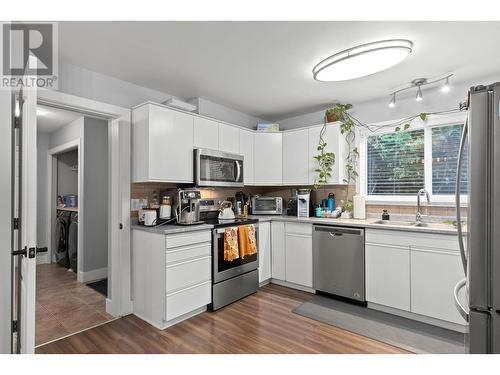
left=12, top=320, right=18, bottom=333
left=119, top=223, right=123, bottom=230
left=14, top=117, right=20, bottom=129
left=13, top=218, right=20, bottom=230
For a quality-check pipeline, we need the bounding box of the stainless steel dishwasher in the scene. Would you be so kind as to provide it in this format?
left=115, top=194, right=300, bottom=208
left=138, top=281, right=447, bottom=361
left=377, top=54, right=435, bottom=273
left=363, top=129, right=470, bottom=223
left=312, top=225, right=365, bottom=302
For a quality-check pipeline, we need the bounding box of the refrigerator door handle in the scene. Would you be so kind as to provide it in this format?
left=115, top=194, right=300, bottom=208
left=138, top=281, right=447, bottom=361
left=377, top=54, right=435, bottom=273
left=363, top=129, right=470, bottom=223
left=454, top=278, right=469, bottom=322
left=455, top=115, right=468, bottom=276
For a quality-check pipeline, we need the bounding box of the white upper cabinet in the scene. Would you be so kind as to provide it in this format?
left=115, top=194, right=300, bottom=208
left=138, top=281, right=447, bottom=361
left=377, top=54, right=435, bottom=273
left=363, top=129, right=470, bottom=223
left=193, top=117, right=219, bottom=150
left=283, top=129, right=309, bottom=185
left=218, top=123, right=240, bottom=154
left=253, top=132, right=283, bottom=185
left=132, top=104, right=194, bottom=183
left=308, top=123, right=346, bottom=185
left=239, top=129, right=255, bottom=185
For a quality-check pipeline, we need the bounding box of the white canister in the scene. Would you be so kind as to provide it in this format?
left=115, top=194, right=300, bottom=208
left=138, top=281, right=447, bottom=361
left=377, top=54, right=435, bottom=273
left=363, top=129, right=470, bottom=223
left=144, top=210, right=157, bottom=226
left=353, top=195, right=366, bottom=219
left=160, top=204, right=171, bottom=219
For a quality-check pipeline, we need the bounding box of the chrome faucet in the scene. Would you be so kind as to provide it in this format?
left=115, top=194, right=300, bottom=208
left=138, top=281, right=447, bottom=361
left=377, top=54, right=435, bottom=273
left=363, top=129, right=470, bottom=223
left=416, top=188, right=431, bottom=223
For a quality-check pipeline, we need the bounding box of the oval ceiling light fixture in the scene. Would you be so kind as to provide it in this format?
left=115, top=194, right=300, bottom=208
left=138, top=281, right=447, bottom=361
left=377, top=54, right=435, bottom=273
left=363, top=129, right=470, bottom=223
left=313, top=39, right=413, bottom=82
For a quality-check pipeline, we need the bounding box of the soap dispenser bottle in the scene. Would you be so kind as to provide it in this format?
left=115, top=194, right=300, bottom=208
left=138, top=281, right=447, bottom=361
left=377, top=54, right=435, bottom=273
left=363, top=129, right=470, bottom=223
left=382, top=209, right=390, bottom=220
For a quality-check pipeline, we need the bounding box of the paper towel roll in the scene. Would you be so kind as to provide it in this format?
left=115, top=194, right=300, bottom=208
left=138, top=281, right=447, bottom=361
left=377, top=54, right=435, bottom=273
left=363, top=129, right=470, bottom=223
left=353, top=195, right=366, bottom=219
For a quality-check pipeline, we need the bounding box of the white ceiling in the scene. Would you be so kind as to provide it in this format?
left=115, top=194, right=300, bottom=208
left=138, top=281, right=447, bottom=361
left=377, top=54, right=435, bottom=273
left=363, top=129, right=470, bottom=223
left=37, top=105, right=83, bottom=133
left=58, top=21, right=500, bottom=120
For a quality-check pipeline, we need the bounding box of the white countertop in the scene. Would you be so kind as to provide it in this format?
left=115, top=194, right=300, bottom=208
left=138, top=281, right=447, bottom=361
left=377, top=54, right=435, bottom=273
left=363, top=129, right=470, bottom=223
left=131, top=221, right=214, bottom=235
left=248, top=215, right=461, bottom=235
left=131, top=215, right=462, bottom=236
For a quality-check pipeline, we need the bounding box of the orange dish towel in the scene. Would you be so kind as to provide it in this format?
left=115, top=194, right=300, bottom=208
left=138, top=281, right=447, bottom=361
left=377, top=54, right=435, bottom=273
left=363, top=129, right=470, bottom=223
left=224, top=227, right=240, bottom=262
left=238, top=224, right=257, bottom=259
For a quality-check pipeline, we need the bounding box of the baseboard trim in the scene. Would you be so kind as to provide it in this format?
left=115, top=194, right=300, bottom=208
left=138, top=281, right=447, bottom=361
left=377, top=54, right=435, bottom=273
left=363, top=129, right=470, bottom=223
left=368, top=302, right=468, bottom=333
left=270, top=278, right=315, bottom=294
left=78, top=267, right=108, bottom=283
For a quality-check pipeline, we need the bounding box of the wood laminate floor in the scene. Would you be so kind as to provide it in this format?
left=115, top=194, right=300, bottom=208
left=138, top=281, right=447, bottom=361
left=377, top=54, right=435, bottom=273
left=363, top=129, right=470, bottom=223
left=36, top=283, right=410, bottom=354
left=36, top=263, right=114, bottom=346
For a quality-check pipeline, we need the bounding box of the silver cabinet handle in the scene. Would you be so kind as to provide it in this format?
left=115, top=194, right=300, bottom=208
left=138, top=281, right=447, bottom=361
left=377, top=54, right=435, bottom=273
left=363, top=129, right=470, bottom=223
left=329, top=232, right=342, bottom=237
left=455, top=115, right=468, bottom=276
left=235, top=160, right=241, bottom=182
left=454, top=278, right=469, bottom=322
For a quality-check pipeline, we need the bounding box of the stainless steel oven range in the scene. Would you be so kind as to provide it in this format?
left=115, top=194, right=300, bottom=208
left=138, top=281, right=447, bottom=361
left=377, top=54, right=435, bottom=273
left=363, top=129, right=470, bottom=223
left=198, top=199, right=259, bottom=310
left=210, top=220, right=259, bottom=310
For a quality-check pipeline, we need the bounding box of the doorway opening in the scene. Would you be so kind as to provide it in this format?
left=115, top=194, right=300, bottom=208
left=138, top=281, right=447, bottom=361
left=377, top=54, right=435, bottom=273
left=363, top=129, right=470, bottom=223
left=35, top=104, right=114, bottom=347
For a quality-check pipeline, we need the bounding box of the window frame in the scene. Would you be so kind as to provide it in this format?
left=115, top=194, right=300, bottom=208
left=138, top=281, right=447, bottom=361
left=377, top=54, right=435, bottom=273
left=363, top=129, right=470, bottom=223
left=358, top=112, right=468, bottom=204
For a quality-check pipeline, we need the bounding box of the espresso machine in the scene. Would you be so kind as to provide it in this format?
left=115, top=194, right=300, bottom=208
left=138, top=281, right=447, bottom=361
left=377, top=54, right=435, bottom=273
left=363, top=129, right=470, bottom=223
left=175, top=189, right=203, bottom=225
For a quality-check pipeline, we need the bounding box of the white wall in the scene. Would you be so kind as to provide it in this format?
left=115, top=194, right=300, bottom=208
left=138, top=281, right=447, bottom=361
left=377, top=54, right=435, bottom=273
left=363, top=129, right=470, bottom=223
left=0, top=91, right=11, bottom=353
left=189, top=97, right=268, bottom=129
left=57, top=150, right=78, bottom=196
left=276, top=73, right=500, bottom=129
left=57, top=61, right=263, bottom=129
left=49, top=116, right=84, bottom=149
left=36, top=132, right=50, bottom=255
left=81, top=117, right=108, bottom=273
left=57, top=61, right=179, bottom=109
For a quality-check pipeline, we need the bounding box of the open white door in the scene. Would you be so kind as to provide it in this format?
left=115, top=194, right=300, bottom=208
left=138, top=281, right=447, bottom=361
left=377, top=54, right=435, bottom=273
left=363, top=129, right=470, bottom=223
left=11, top=81, right=39, bottom=353
left=107, top=114, right=133, bottom=317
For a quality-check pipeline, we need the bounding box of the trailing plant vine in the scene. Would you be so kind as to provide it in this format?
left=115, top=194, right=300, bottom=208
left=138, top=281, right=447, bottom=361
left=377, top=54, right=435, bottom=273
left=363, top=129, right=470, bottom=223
left=313, top=122, right=336, bottom=189
left=312, top=102, right=455, bottom=211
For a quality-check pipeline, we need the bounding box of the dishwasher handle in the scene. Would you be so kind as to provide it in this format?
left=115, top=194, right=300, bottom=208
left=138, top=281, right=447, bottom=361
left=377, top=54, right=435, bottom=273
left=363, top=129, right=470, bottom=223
left=314, top=225, right=364, bottom=236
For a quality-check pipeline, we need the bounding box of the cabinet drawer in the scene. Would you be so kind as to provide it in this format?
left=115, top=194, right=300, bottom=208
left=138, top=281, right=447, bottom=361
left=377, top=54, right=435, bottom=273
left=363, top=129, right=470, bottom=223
left=166, top=281, right=211, bottom=321
left=166, top=230, right=211, bottom=249
left=166, top=243, right=211, bottom=264
left=366, top=228, right=460, bottom=251
left=166, top=256, right=211, bottom=293
left=285, top=223, right=312, bottom=236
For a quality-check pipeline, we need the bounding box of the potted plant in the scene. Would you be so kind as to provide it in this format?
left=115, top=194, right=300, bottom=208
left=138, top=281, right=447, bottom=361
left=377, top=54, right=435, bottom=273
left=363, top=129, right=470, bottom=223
left=340, top=199, right=353, bottom=219
left=325, top=108, right=339, bottom=123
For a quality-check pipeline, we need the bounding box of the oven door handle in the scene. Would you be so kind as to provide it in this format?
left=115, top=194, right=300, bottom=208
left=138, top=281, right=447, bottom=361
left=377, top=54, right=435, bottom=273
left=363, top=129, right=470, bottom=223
left=215, top=223, right=258, bottom=234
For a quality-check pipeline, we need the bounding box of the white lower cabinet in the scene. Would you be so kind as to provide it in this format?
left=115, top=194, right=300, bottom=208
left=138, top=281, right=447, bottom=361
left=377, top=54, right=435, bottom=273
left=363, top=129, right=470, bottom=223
left=132, top=229, right=212, bottom=329
left=258, top=222, right=271, bottom=283
left=365, top=243, right=411, bottom=311
left=271, top=221, right=286, bottom=280
left=285, top=223, right=313, bottom=288
left=410, top=247, right=467, bottom=325
left=365, top=228, right=467, bottom=327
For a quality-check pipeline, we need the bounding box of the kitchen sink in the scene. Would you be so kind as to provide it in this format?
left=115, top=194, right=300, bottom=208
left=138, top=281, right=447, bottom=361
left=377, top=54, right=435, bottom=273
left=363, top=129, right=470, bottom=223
left=371, top=219, right=416, bottom=226
left=371, top=219, right=456, bottom=229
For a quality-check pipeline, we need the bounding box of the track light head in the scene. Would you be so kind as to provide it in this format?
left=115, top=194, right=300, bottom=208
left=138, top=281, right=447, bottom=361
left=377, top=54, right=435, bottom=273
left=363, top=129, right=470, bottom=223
left=441, top=76, right=451, bottom=93
left=388, top=93, right=396, bottom=108
left=415, top=85, right=423, bottom=102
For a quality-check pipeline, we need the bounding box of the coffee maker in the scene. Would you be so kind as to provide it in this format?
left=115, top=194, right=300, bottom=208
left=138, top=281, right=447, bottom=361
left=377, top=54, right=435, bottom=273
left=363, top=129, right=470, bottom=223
left=176, top=189, right=203, bottom=225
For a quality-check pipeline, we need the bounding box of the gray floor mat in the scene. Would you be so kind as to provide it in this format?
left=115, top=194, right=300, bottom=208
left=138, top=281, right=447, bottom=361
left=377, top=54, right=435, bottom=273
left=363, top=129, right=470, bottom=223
left=293, top=294, right=465, bottom=354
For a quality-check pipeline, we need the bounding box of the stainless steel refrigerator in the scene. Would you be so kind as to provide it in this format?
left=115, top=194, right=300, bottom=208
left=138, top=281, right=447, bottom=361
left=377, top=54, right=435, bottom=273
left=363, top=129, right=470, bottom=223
left=454, top=82, right=500, bottom=353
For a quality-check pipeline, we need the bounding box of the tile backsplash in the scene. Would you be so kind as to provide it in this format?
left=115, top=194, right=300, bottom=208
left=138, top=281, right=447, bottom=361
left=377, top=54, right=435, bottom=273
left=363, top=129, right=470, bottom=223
left=130, top=182, right=466, bottom=219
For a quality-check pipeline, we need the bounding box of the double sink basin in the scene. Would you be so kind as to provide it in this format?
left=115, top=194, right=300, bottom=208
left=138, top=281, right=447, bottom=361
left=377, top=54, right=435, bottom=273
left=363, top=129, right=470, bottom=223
left=370, top=219, right=458, bottom=229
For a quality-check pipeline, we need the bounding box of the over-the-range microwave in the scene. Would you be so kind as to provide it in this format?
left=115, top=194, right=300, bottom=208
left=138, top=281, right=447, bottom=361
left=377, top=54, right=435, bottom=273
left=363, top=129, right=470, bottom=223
left=194, top=148, right=244, bottom=187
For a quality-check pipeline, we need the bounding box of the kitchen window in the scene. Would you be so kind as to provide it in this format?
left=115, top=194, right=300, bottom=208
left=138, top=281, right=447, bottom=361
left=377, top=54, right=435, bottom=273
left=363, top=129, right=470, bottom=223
left=359, top=113, right=468, bottom=203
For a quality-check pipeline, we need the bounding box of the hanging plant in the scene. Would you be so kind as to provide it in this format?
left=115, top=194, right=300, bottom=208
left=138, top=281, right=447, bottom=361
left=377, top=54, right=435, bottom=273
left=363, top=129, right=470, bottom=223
left=313, top=103, right=433, bottom=209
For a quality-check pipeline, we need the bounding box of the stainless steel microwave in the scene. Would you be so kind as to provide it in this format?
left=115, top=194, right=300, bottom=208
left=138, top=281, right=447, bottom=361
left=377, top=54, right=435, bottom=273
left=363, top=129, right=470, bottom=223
left=194, top=148, right=244, bottom=187
left=251, top=196, right=283, bottom=215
